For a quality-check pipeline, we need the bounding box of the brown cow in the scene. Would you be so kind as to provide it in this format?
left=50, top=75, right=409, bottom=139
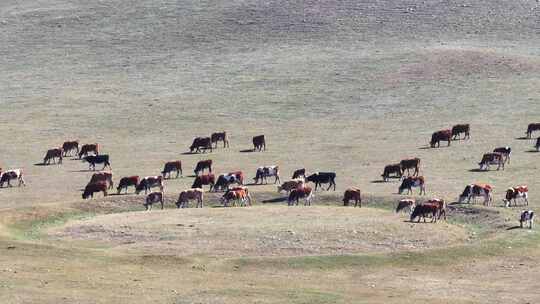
left=116, top=176, right=139, bottom=194
left=43, top=148, right=63, bottom=165
left=135, top=176, right=164, bottom=194
left=194, top=159, right=212, bottom=175
left=478, top=152, right=505, bottom=171
left=89, top=172, right=114, bottom=190
left=410, top=203, right=440, bottom=223
left=427, top=198, right=447, bottom=220
left=343, top=188, right=361, bottom=207
left=192, top=173, right=215, bottom=190
left=400, top=158, right=420, bottom=177
left=504, top=185, right=529, bottom=207
left=526, top=123, right=540, bottom=138
left=62, top=141, right=79, bottom=156
left=0, top=169, right=25, bottom=188
left=381, top=163, right=402, bottom=181
left=82, top=181, right=108, bottom=199
left=277, top=179, right=305, bottom=193
left=144, top=192, right=164, bottom=210
left=162, top=161, right=182, bottom=179
left=288, top=186, right=314, bottom=206
left=451, top=124, right=470, bottom=140
left=220, top=187, right=251, bottom=207
left=190, top=137, right=212, bottom=153
left=430, top=130, right=452, bottom=148
left=176, top=188, right=204, bottom=208
left=211, top=132, right=229, bottom=148
left=252, top=135, right=266, bottom=151
left=78, top=143, right=99, bottom=159
left=396, top=199, right=416, bottom=214
left=398, top=176, right=426, bottom=195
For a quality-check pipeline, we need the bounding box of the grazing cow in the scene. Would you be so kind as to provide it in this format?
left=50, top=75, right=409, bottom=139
left=398, top=176, right=426, bottom=195
left=478, top=152, right=504, bottom=171
left=211, top=131, right=229, bottom=148
left=520, top=210, right=534, bottom=229
left=144, top=192, right=164, bottom=210
left=493, top=147, right=511, bottom=164
left=400, top=158, right=420, bottom=177
left=306, top=172, right=336, bottom=191
left=252, top=135, right=266, bottom=151
left=458, top=184, right=493, bottom=206
left=410, top=203, right=440, bottom=223
left=428, top=198, right=447, bottom=220
left=288, top=186, right=314, bottom=206
left=135, top=176, right=164, bottom=194
left=116, top=176, right=139, bottom=194
left=213, top=173, right=243, bottom=191
left=253, top=166, right=280, bottom=184
left=176, top=188, right=204, bottom=208
left=526, top=123, right=540, bottom=139
left=190, top=137, right=212, bottom=153
left=194, top=160, right=212, bottom=176
left=292, top=168, right=306, bottom=180
left=89, top=172, right=113, bottom=190
left=82, top=181, right=108, bottom=199
left=277, top=179, right=305, bottom=193
left=78, top=143, right=99, bottom=159
left=62, top=141, right=79, bottom=156
left=451, top=124, right=470, bottom=140
left=83, top=155, right=111, bottom=171
left=220, top=187, right=251, bottom=207
left=162, top=161, right=182, bottom=179
left=504, top=185, right=529, bottom=207
left=396, top=199, right=416, bottom=214
left=536, top=137, right=540, bottom=152
left=192, top=173, right=216, bottom=190
left=0, top=169, right=26, bottom=188
left=430, top=129, right=452, bottom=148
left=381, top=163, right=402, bottom=182
left=343, top=188, right=361, bottom=207
left=43, top=148, right=63, bottom=165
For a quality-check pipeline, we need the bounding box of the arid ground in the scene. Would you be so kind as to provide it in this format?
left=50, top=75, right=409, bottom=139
left=1, top=0, right=540, bottom=303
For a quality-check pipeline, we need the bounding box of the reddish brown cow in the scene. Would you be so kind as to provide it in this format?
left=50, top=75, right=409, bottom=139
left=220, top=187, right=251, bottom=207
left=343, top=188, right=361, bottom=207
left=82, top=181, right=108, bottom=199
left=116, top=176, right=139, bottom=194
left=79, top=144, right=99, bottom=159
left=478, top=152, right=505, bottom=171
left=430, top=129, right=452, bottom=148
left=396, top=199, right=416, bottom=214
left=398, top=176, right=426, bottom=195
left=89, top=172, right=113, bottom=189
left=176, top=188, right=204, bottom=208
left=43, top=148, right=63, bottom=165
left=504, top=185, right=529, bottom=207
left=192, top=173, right=215, bottom=190
left=144, top=192, right=164, bottom=210
left=62, top=141, right=79, bottom=156
left=288, top=186, right=314, bottom=206
left=162, top=161, right=182, bottom=179
left=252, top=135, right=266, bottom=151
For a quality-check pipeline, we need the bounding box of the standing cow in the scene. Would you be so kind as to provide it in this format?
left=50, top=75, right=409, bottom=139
left=520, top=210, right=534, bottom=229
left=82, top=181, right=108, bottom=199
left=458, top=184, right=493, bottom=206
left=211, top=132, right=229, bottom=148
left=277, top=179, right=305, bottom=194
left=176, top=188, right=204, bottom=208
left=493, top=147, right=511, bottom=164
left=62, top=141, right=79, bottom=157
left=292, top=168, right=306, bottom=180
left=504, top=186, right=529, bottom=207
left=430, top=130, right=452, bottom=148
left=190, top=137, right=212, bottom=153
left=252, top=135, right=266, bottom=151
left=88, top=172, right=114, bottom=190
left=116, top=176, right=139, bottom=194
left=381, top=163, right=402, bottom=181
left=306, top=172, right=336, bottom=191
left=0, top=169, right=26, bottom=188
left=144, top=192, right=164, bottom=210
left=43, top=148, right=63, bottom=165
left=288, top=186, right=314, bottom=206
left=398, top=176, right=426, bottom=195
left=526, top=123, right=540, bottom=139
left=343, top=188, right=361, bottom=207
left=83, top=155, right=111, bottom=171
left=135, top=176, right=164, bottom=194
left=78, top=143, right=99, bottom=159
left=400, top=158, right=420, bottom=177
left=221, top=187, right=251, bottom=207
left=396, top=199, right=416, bottom=214
left=451, top=124, right=470, bottom=140
left=253, top=166, right=280, bottom=184
left=192, top=173, right=215, bottom=190
left=162, top=161, right=182, bottom=179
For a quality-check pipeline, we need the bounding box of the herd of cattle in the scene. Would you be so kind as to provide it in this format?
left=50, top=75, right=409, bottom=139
left=1, top=124, right=540, bottom=227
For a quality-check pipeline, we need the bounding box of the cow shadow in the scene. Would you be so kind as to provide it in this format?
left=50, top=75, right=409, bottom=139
left=506, top=226, right=522, bottom=231
left=262, top=197, right=287, bottom=204
left=186, top=174, right=197, bottom=178
left=468, top=168, right=487, bottom=173
left=33, top=163, right=49, bottom=166
left=239, top=149, right=256, bottom=153
left=181, top=151, right=198, bottom=155
left=370, top=180, right=388, bottom=183
left=525, top=149, right=539, bottom=153
left=418, top=146, right=431, bottom=150
left=69, top=169, right=95, bottom=173
left=515, top=136, right=530, bottom=140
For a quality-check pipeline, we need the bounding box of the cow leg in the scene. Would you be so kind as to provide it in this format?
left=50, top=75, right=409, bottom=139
left=160, top=200, right=164, bottom=210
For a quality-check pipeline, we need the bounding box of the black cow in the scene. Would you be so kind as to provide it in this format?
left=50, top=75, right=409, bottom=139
left=190, top=137, right=212, bottom=153
left=451, top=124, right=470, bottom=140
left=493, top=147, right=511, bottom=164
left=381, top=164, right=402, bottom=182
left=430, top=130, right=452, bottom=148
left=306, top=172, right=336, bottom=191
left=211, top=132, right=229, bottom=148
left=83, top=155, right=111, bottom=171
left=292, top=168, right=306, bottom=180
left=194, top=159, right=212, bottom=175
left=252, top=135, right=266, bottom=151
left=526, top=123, right=540, bottom=139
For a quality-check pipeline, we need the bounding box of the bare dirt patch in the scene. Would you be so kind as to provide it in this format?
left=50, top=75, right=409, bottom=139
left=48, top=207, right=468, bottom=257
